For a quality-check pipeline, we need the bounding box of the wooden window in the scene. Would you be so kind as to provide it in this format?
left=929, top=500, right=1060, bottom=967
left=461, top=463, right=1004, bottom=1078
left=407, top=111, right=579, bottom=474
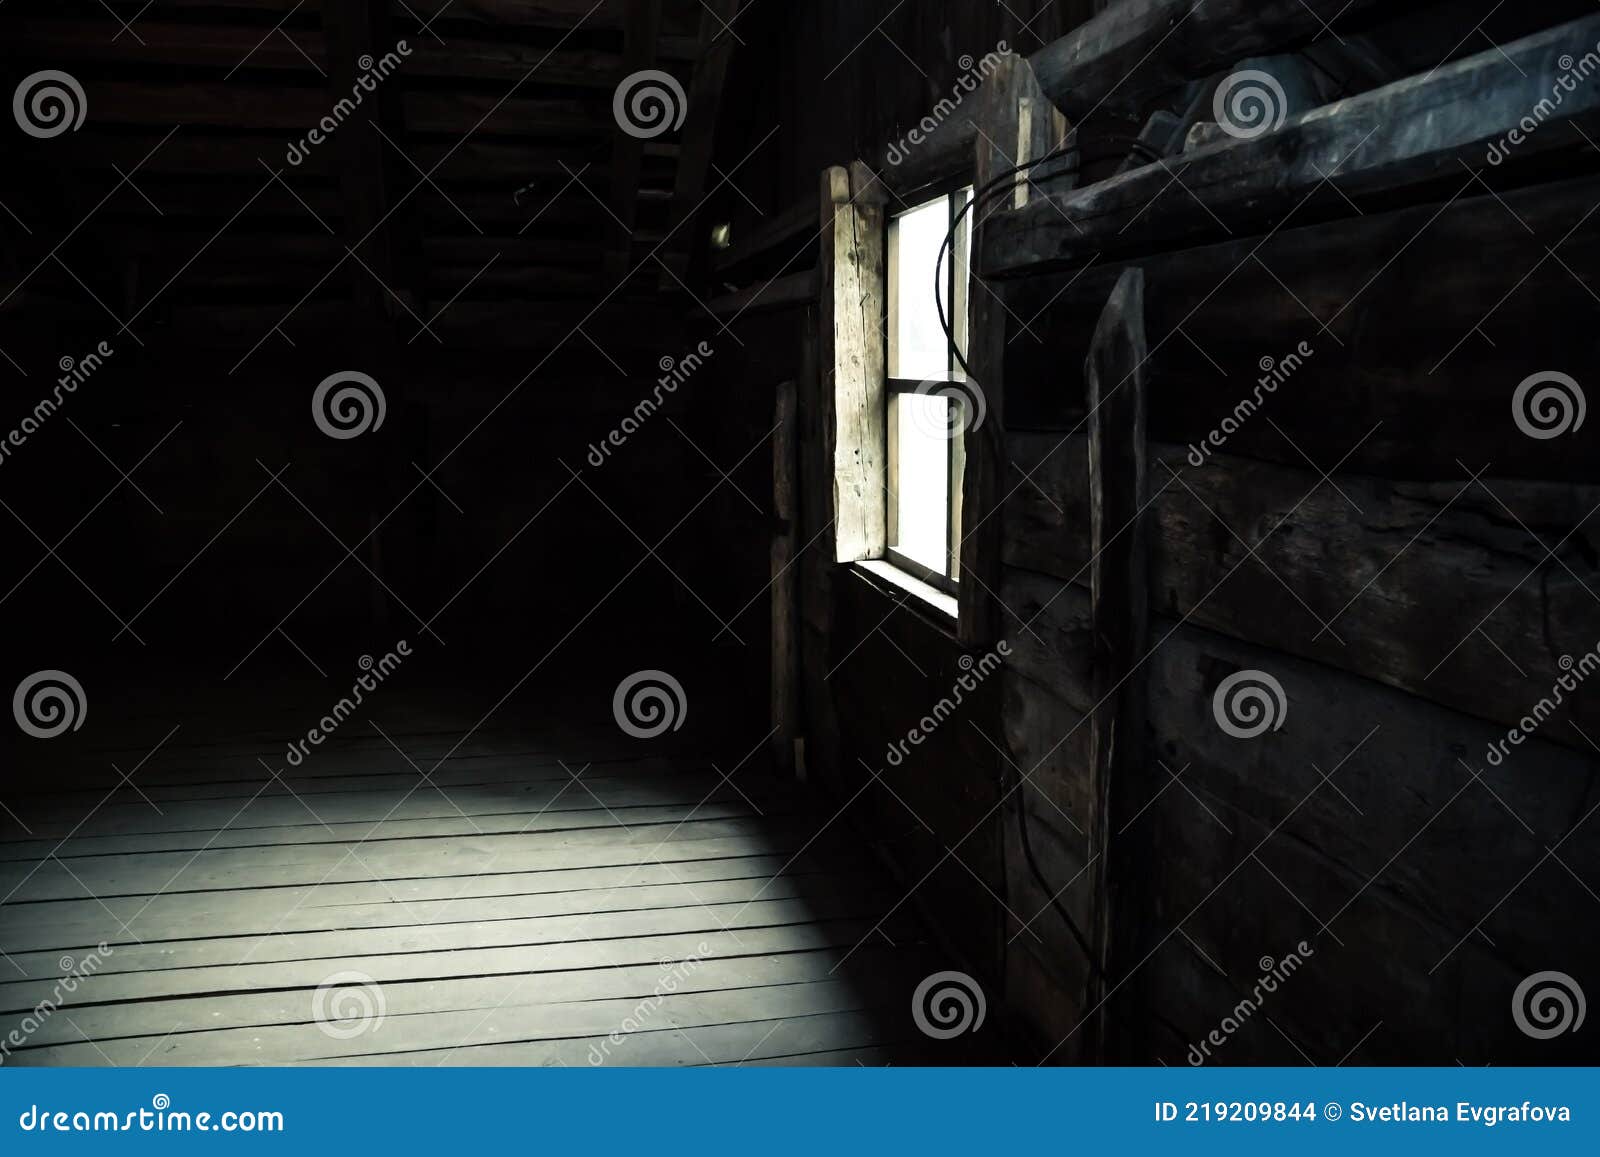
left=885, top=186, right=973, bottom=594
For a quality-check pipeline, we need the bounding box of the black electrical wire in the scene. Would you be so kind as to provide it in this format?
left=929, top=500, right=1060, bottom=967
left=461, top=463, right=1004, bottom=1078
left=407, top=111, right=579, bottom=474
left=925, top=120, right=1334, bottom=1056
left=926, top=134, right=1161, bottom=1000
left=935, top=135, right=1163, bottom=378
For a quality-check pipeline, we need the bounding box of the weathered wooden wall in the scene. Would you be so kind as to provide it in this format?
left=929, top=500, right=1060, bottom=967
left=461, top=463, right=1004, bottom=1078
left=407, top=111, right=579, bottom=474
left=982, top=15, right=1600, bottom=1063
left=707, top=0, right=1600, bottom=1065
left=0, top=1, right=708, bottom=667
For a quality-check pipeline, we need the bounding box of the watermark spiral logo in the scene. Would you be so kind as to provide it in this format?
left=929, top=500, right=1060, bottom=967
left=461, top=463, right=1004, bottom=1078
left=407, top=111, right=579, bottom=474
left=1213, top=69, right=1289, bottom=141
left=1513, top=971, right=1586, bottom=1039
left=613, top=70, right=687, bottom=140
left=13, top=671, right=87, bottom=739
left=912, top=971, right=986, bottom=1039
left=1212, top=670, right=1288, bottom=739
left=312, top=371, right=386, bottom=440
left=311, top=970, right=387, bottom=1039
left=13, top=71, right=88, bottom=139
left=1512, top=372, right=1586, bottom=440
left=613, top=670, right=687, bottom=739
left=910, top=379, right=988, bottom=441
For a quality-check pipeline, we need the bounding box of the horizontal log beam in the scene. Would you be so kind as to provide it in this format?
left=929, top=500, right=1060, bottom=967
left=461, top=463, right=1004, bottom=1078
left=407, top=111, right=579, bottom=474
left=1004, top=436, right=1600, bottom=753
left=74, top=82, right=606, bottom=139
left=39, top=134, right=669, bottom=187
left=998, top=172, right=1600, bottom=483
left=71, top=0, right=703, bottom=42
left=982, top=13, right=1600, bottom=277
left=707, top=271, right=818, bottom=317
left=18, top=21, right=679, bottom=87
left=1031, top=0, right=1396, bottom=120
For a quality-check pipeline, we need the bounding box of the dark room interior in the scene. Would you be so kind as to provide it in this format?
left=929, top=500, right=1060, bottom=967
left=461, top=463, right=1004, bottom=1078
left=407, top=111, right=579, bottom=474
left=0, top=0, right=1597, bottom=1070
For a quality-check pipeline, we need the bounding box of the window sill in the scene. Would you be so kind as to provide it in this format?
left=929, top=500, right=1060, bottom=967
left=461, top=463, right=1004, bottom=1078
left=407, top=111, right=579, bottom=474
left=855, top=559, right=959, bottom=621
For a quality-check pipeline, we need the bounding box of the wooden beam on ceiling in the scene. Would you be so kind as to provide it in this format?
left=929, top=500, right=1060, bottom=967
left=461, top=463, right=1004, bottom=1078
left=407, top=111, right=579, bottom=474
left=17, top=20, right=690, bottom=88
left=130, top=0, right=616, bottom=29
left=72, top=82, right=606, bottom=140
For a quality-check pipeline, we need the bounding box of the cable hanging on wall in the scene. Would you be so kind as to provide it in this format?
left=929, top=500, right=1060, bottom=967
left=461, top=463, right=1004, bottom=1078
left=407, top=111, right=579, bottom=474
left=934, top=136, right=1162, bottom=378
left=925, top=133, right=1162, bottom=1008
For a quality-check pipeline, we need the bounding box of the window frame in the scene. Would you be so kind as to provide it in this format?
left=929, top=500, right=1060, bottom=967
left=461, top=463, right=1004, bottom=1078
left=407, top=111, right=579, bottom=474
left=884, top=180, right=973, bottom=597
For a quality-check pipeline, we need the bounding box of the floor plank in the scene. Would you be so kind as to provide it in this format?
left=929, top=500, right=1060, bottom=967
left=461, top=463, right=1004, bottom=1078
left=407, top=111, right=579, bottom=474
left=0, top=946, right=918, bottom=1051
left=0, top=687, right=973, bottom=1067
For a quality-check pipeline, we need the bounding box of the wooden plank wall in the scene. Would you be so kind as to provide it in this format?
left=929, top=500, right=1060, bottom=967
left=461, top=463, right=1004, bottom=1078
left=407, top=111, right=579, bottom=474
left=693, top=0, right=1600, bottom=1065
left=988, top=97, right=1600, bottom=1067
left=0, top=2, right=708, bottom=659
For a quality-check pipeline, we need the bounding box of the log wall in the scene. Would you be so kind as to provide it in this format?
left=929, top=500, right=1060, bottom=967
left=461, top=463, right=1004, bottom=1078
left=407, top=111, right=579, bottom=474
left=986, top=34, right=1600, bottom=1064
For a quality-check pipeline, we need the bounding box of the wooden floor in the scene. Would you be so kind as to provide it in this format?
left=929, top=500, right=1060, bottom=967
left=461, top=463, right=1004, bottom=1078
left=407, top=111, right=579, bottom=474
left=0, top=678, right=972, bottom=1066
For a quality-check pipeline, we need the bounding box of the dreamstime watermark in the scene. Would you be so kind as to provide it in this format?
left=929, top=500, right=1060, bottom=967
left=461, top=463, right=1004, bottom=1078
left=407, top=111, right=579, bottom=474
left=17, top=1096, right=284, bottom=1134
left=587, top=341, right=713, bottom=467
left=311, top=970, right=387, bottom=1040
left=286, top=42, right=412, bottom=166
left=313, top=371, right=387, bottom=440
left=1187, top=341, right=1314, bottom=466
left=1186, top=942, right=1316, bottom=1064
left=1486, top=642, right=1600, bottom=767
left=586, top=946, right=711, bottom=1065
left=613, top=670, right=687, bottom=739
left=912, top=971, right=986, bottom=1039
left=13, top=70, right=87, bottom=139
left=0, top=342, right=114, bottom=470
left=885, top=44, right=1009, bottom=166
left=284, top=644, right=411, bottom=767
left=1214, top=69, right=1290, bottom=141
left=1512, top=371, right=1585, bottom=440
left=885, top=642, right=1011, bottom=768
left=1212, top=669, right=1288, bottom=739
left=1487, top=41, right=1600, bottom=165
left=1512, top=971, right=1586, bottom=1039
left=613, top=70, right=687, bottom=139
left=906, top=378, right=988, bottom=442
left=0, top=944, right=112, bottom=1064
left=12, top=670, right=87, bottom=740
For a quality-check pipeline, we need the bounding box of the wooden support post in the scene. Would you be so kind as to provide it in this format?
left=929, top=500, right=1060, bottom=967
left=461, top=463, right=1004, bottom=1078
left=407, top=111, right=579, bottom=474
left=606, top=0, right=662, bottom=277
left=771, top=379, right=800, bottom=777
left=1084, top=267, right=1151, bottom=1065
left=820, top=161, right=887, bottom=564
left=960, top=53, right=1060, bottom=646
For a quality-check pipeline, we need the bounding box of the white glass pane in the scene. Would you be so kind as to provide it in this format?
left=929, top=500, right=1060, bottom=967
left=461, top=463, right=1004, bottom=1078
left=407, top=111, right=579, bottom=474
left=893, top=196, right=951, bottom=381
left=895, top=394, right=951, bottom=576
